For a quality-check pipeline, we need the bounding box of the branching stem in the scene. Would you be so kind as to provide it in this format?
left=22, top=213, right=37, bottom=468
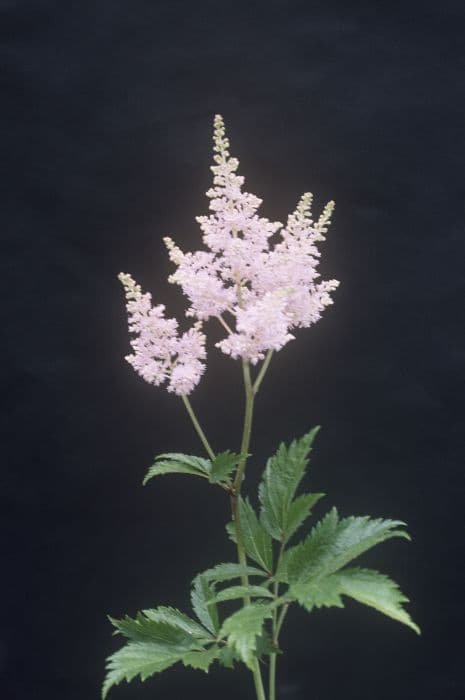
left=181, top=395, right=216, bottom=461
left=269, top=538, right=285, bottom=700
left=230, top=359, right=267, bottom=700
left=183, top=352, right=274, bottom=700
left=253, top=350, right=273, bottom=395
left=216, top=314, right=234, bottom=334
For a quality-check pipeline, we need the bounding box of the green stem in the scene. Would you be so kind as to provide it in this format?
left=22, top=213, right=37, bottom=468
left=275, top=603, right=290, bottom=639
left=230, top=359, right=267, bottom=700
left=252, top=667, right=267, bottom=700
left=233, top=360, right=254, bottom=493
left=253, top=350, right=273, bottom=395
left=181, top=395, right=216, bottom=461
left=269, top=583, right=279, bottom=700
left=269, top=654, right=277, bottom=700
left=181, top=389, right=264, bottom=700
left=269, top=539, right=285, bottom=700
left=269, top=602, right=290, bottom=700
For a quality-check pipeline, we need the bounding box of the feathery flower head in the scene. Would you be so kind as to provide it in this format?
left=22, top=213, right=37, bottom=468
left=166, top=114, right=339, bottom=363
left=118, top=272, right=206, bottom=395
left=119, top=114, right=339, bottom=392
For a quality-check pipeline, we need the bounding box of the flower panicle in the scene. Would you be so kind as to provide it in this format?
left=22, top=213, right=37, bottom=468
left=118, top=271, right=206, bottom=396
left=119, top=115, right=339, bottom=392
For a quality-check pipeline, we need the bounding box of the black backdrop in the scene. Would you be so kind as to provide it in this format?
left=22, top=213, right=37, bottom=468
left=2, top=1, right=464, bottom=699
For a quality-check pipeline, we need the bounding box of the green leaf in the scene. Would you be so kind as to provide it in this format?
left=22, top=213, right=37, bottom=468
left=259, top=428, right=321, bottom=540
left=210, top=585, right=273, bottom=604
left=227, top=498, right=273, bottom=572
left=155, top=453, right=211, bottom=472
left=220, top=603, right=274, bottom=669
left=191, top=575, right=220, bottom=635
left=285, top=508, right=410, bottom=584
left=291, top=576, right=344, bottom=611
left=143, top=453, right=211, bottom=485
left=142, top=607, right=211, bottom=640
left=335, top=567, right=420, bottom=634
left=217, top=644, right=240, bottom=669
left=200, top=562, right=267, bottom=583
left=285, top=492, right=325, bottom=544
left=103, top=606, right=221, bottom=697
left=209, top=451, right=241, bottom=483
left=102, top=641, right=185, bottom=698
left=104, top=610, right=204, bottom=698
left=291, top=567, right=419, bottom=634
left=109, top=612, right=201, bottom=647
left=181, top=645, right=220, bottom=671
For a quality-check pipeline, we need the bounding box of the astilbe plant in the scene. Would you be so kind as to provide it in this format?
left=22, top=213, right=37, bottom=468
left=104, top=115, right=419, bottom=700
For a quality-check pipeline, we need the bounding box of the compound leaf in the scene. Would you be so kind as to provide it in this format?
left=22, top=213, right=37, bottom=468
left=103, top=610, right=205, bottom=698
left=108, top=612, right=200, bottom=646
left=291, top=576, right=344, bottom=611
left=259, top=428, right=320, bottom=540
left=335, top=567, right=420, bottom=634
left=291, top=567, right=419, bottom=634
left=284, top=492, right=324, bottom=544
left=209, top=451, right=241, bottom=484
left=217, top=644, right=240, bottom=669
left=102, top=641, right=185, bottom=698
left=200, top=562, right=267, bottom=583
left=191, top=574, right=220, bottom=635
left=143, top=453, right=211, bottom=485
left=220, top=603, right=274, bottom=669
left=181, top=645, right=221, bottom=671
left=227, top=498, right=273, bottom=572
left=210, top=585, right=273, bottom=604
left=142, top=606, right=211, bottom=640
left=285, top=508, right=409, bottom=583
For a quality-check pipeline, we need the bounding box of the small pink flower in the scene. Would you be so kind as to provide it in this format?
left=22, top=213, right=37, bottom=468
left=217, top=291, right=294, bottom=364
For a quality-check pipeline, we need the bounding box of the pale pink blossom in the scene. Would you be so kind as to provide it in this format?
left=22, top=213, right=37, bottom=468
left=118, top=272, right=206, bottom=395
left=165, top=115, right=339, bottom=363
left=119, top=115, right=339, bottom=394
left=164, top=239, right=235, bottom=320
left=217, top=291, right=295, bottom=364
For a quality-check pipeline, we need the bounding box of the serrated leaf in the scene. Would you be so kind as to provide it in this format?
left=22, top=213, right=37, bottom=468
left=259, top=428, right=321, bottom=540
left=335, top=567, right=420, bottom=634
left=156, top=453, right=211, bottom=472
left=102, top=641, right=185, bottom=698
left=181, top=645, right=220, bottom=671
left=291, top=567, right=419, bottom=634
left=103, top=606, right=219, bottom=697
left=220, top=603, right=274, bottom=669
left=109, top=612, right=201, bottom=647
left=191, top=575, right=220, bottom=635
left=103, top=611, right=203, bottom=700
left=143, top=453, right=211, bottom=485
left=210, top=585, right=273, bottom=604
left=142, top=607, right=211, bottom=640
left=227, top=498, right=273, bottom=572
left=200, top=562, right=267, bottom=583
left=217, top=644, right=240, bottom=669
left=284, top=492, right=325, bottom=543
left=285, top=508, right=410, bottom=584
left=209, top=451, right=241, bottom=483
left=291, top=576, right=344, bottom=611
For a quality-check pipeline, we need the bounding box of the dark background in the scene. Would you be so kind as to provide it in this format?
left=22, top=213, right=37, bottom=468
left=2, top=1, right=464, bottom=698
